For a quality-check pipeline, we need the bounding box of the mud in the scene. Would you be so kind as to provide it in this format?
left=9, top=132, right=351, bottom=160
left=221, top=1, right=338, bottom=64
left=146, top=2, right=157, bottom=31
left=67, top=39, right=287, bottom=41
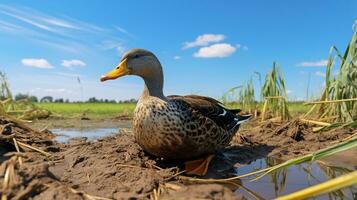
left=1, top=116, right=356, bottom=200
left=0, top=117, right=241, bottom=200
left=236, top=118, right=357, bottom=160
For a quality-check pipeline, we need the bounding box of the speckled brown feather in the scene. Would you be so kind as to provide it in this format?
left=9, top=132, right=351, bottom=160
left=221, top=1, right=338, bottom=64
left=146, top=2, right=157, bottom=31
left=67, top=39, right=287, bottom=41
left=133, top=95, right=248, bottom=160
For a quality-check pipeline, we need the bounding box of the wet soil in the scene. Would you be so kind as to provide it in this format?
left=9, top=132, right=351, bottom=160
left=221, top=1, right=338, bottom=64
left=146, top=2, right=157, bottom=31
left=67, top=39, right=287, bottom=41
left=1, top=116, right=356, bottom=199
left=0, top=117, right=241, bottom=200
left=235, top=118, right=357, bottom=160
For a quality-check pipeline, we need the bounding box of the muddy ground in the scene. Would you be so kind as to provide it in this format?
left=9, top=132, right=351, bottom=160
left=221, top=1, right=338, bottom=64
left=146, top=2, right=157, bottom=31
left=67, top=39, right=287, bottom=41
left=0, top=116, right=356, bottom=200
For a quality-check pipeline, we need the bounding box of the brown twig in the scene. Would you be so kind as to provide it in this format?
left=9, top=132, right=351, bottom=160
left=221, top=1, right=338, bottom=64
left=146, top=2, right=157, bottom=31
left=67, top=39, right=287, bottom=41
left=12, top=138, right=23, bottom=166
left=299, top=118, right=331, bottom=127
left=16, top=141, right=51, bottom=157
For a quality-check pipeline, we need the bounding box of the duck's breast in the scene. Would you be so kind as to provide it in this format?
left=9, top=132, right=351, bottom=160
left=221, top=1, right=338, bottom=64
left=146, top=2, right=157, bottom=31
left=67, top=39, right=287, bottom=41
left=133, top=97, right=230, bottom=159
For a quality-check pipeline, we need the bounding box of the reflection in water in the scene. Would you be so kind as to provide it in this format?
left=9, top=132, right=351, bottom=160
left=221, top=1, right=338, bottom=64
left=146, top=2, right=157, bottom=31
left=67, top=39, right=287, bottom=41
left=235, top=157, right=357, bottom=199
left=51, top=128, right=119, bottom=143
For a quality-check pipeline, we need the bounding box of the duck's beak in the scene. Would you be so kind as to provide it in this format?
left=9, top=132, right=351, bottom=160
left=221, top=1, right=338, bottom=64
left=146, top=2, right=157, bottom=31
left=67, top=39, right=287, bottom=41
left=100, top=58, right=129, bottom=82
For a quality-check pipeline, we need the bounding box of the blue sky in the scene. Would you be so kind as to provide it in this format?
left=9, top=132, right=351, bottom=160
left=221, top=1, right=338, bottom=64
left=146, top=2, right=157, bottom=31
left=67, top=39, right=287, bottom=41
left=0, top=0, right=356, bottom=101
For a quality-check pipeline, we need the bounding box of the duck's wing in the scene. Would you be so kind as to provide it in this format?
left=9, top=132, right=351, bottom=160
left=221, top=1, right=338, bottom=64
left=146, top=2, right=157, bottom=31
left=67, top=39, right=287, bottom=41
left=167, top=95, right=251, bottom=131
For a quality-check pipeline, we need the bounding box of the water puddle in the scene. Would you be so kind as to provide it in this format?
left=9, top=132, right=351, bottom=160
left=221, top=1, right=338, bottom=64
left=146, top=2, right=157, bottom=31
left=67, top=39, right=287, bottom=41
left=51, top=128, right=119, bottom=143
left=235, top=155, right=357, bottom=199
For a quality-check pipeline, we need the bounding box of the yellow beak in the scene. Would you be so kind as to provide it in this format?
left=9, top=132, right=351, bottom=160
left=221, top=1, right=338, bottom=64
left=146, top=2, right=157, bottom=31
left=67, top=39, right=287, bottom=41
left=100, top=58, right=129, bottom=82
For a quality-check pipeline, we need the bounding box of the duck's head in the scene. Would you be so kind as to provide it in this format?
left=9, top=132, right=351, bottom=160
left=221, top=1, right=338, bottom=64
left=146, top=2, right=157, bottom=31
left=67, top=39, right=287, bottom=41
left=100, top=48, right=162, bottom=82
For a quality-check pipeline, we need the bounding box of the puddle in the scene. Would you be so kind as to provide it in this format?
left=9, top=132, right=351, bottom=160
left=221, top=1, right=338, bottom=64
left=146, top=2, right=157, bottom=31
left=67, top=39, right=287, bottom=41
left=235, top=156, right=357, bottom=199
left=51, top=128, right=119, bottom=143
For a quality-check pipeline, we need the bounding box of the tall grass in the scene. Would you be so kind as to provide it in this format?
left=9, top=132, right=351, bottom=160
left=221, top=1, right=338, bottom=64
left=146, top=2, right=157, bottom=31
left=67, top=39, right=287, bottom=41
left=0, top=71, right=12, bottom=100
left=0, top=71, right=50, bottom=120
left=306, top=30, right=357, bottom=123
left=238, top=79, right=256, bottom=113
left=261, top=62, right=290, bottom=120
left=221, top=86, right=242, bottom=104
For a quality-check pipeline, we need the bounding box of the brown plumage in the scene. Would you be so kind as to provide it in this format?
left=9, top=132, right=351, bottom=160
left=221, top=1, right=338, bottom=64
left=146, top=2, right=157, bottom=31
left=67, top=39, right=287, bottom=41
left=101, top=48, right=251, bottom=160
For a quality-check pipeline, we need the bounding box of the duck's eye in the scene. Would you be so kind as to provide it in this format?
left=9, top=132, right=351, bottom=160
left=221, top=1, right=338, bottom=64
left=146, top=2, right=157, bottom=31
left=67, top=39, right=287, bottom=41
left=134, top=54, right=140, bottom=58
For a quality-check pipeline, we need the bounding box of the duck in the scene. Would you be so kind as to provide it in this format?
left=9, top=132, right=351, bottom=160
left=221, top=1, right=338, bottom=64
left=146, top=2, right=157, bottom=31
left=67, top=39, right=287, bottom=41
left=100, top=49, right=251, bottom=175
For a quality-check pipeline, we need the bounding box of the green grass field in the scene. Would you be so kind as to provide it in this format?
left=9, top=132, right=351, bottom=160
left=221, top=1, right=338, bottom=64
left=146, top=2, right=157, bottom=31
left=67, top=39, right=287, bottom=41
left=36, top=103, right=136, bottom=118
left=36, top=101, right=310, bottom=119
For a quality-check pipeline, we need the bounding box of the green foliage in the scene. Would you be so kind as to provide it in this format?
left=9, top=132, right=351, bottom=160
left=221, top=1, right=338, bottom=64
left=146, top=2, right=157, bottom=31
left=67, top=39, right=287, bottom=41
left=262, top=62, right=291, bottom=120
left=0, top=71, right=12, bottom=100
left=40, top=96, right=53, bottom=103
left=221, top=86, right=242, bottom=104
left=238, top=79, right=256, bottom=113
left=314, top=30, right=357, bottom=122
left=15, top=93, right=38, bottom=102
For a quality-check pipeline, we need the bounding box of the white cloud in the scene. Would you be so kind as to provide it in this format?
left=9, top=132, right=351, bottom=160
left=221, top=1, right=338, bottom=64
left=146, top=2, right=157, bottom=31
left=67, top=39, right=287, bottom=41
left=174, top=56, right=181, bottom=60
left=183, top=34, right=225, bottom=49
left=193, top=43, right=236, bottom=58
left=0, top=4, right=127, bottom=54
left=286, top=90, right=293, bottom=95
left=0, top=4, right=104, bottom=34
left=315, top=71, right=326, bottom=77
left=100, top=40, right=125, bottom=55
left=61, top=59, right=86, bottom=68
left=55, top=72, right=83, bottom=78
left=296, top=60, right=328, bottom=67
left=236, top=44, right=249, bottom=51
left=21, top=58, right=53, bottom=69
left=0, top=9, right=54, bottom=32
left=115, top=26, right=134, bottom=37
left=44, top=88, right=68, bottom=93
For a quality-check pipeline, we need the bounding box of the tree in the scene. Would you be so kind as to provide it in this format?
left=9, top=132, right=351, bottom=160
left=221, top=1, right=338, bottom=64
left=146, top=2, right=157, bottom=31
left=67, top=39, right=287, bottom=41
left=28, top=96, right=38, bottom=102
left=40, top=96, right=53, bottom=103
left=15, top=93, right=29, bottom=101
left=54, top=98, right=64, bottom=103
left=88, top=97, right=98, bottom=103
left=14, top=93, right=38, bottom=102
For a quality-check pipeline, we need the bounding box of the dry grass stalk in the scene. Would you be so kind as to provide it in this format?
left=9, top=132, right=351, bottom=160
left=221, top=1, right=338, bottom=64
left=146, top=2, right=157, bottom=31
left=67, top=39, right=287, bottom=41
left=1, top=157, right=17, bottom=200
left=299, top=118, right=331, bottom=127
left=304, top=98, right=357, bottom=105
left=150, top=184, right=163, bottom=200
left=163, top=183, right=182, bottom=191
left=12, top=138, right=23, bottom=166
left=164, top=170, right=186, bottom=181
left=69, top=187, right=112, bottom=200
left=276, top=170, right=357, bottom=200
left=16, top=141, right=51, bottom=157
left=312, top=127, right=325, bottom=132
left=261, top=99, right=268, bottom=121
left=264, top=96, right=283, bottom=99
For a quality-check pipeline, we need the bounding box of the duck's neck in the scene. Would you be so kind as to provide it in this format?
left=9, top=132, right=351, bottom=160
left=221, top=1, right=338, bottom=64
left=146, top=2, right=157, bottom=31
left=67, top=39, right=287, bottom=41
left=140, top=70, right=165, bottom=100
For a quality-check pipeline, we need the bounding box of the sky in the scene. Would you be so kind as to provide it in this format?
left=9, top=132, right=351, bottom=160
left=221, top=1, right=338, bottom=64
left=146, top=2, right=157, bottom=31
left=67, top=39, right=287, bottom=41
left=0, top=0, right=356, bottom=101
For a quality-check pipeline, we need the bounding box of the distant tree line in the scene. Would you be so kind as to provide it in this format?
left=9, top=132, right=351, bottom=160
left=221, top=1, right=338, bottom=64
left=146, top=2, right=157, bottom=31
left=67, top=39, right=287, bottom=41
left=13, top=93, right=137, bottom=103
